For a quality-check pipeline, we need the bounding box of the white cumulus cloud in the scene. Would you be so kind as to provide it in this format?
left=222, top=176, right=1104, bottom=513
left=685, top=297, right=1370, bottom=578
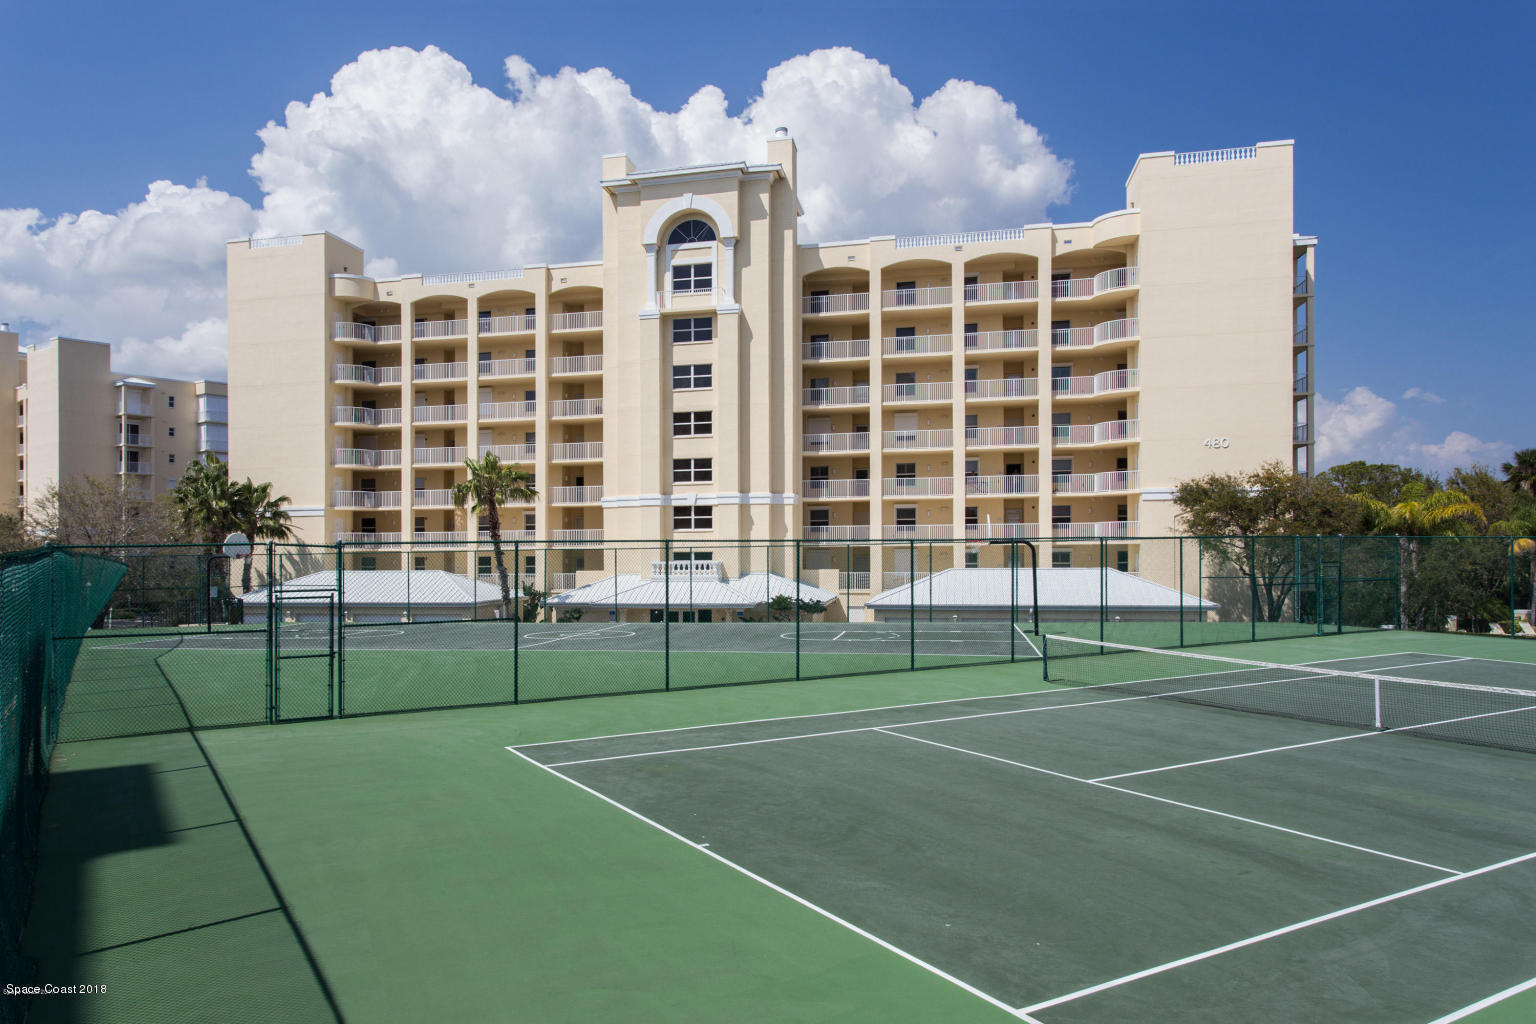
left=1401, top=387, right=1446, bottom=404
left=1316, top=386, right=1508, bottom=474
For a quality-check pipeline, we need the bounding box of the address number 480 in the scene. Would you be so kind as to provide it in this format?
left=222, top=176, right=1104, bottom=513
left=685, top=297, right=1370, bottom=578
left=1203, top=437, right=1231, bottom=449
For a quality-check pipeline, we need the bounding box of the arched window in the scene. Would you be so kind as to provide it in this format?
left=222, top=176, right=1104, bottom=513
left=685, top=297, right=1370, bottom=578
left=667, top=219, right=716, bottom=245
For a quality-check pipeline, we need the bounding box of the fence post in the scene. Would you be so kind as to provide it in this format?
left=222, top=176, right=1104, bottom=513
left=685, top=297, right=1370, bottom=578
left=1248, top=536, right=1258, bottom=643
left=1009, top=539, right=1017, bottom=662
left=1394, top=538, right=1403, bottom=630
left=1511, top=538, right=1519, bottom=638
left=794, top=539, right=802, bottom=680
left=1099, top=537, right=1107, bottom=643
left=266, top=542, right=276, bottom=724
left=908, top=538, right=916, bottom=671
left=512, top=539, right=520, bottom=704
left=335, top=542, right=345, bottom=717
left=926, top=540, right=933, bottom=623
left=1315, top=534, right=1323, bottom=636
left=1178, top=538, right=1185, bottom=648
left=663, top=540, right=671, bottom=692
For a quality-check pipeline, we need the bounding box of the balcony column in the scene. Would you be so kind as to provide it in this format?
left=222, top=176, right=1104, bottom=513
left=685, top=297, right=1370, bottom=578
left=642, top=244, right=660, bottom=315
left=868, top=260, right=885, bottom=544
left=401, top=298, right=417, bottom=568
left=1037, top=246, right=1055, bottom=561
left=950, top=258, right=968, bottom=553
left=718, top=238, right=739, bottom=312
left=466, top=293, right=482, bottom=542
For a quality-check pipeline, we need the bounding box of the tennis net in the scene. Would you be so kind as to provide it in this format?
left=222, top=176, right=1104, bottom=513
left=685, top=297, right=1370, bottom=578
left=1042, top=634, right=1536, bottom=755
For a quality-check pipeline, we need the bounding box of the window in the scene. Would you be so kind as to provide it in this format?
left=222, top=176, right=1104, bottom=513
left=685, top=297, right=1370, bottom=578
left=673, top=505, right=714, bottom=530
left=667, top=219, right=716, bottom=244
left=1050, top=319, right=1072, bottom=347
left=361, top=557, right=377, bottom=571
left=1052, top=504, right=1072, bottom=525
left=524, top=512, right=536, bottom=531
left=894, top=281, right=917, bottom=306
left=963, top=322, right=978, bottom=348
left=965, top=550, right=979, bottom=568
left=1052, top=412, right=1072, bottom=440
left=965, top=506, right=979, bottom=526
left=414, top=556, right=427, bottom=571
left=672, top=317, right=713, bottom=344
left=808, top=507, right=830, bottom=528
left=360, top=518, right=376, bottom=534
left=1115, top=549, right=1130, bottom=572
left=807, top=289, right=830, bottom=314
left=167, top=395, right=175, bottom=408
left=895, top=506, right=917, bottom=527
left=672, top=363, right=713, bottom=390
left=895, top=462, right=916, bottom=479
left=672, top=411, right=713, bottom=437
left=168, top=453, right=175, bottom=464
left=168, top=427, right=175, bottom=437
left=478, top=555, right=493, bottom=577
left=524, top=555, right=536, bottom=575
left=1052, top=550, right=1073, bottom=568
left=891, top=326, right=916, bottom=353
left=964, top=459, right=979, bottom=477
left=893, top=371, right=917, bottom=399
left=673, top=458, right=713, bottom=483
left=964, top=413, right=979, bottom=442
left=807, top=333, right=830, bottom=358
left=965, top=367, right=979, bottom=395
left=963, top=275, right=979, bottom=301
left=672, top=262, right=712, bottom=294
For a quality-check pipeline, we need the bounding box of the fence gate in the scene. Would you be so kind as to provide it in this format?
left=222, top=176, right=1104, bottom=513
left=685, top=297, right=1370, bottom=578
left=270, top=588, right=336, bottom=722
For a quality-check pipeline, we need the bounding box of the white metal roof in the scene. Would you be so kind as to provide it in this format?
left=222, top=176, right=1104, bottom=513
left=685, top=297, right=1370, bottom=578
left=545, top=571, right=835, bottom=610
left=241, top=570, right=503, bottom=607
left=864, top=568, right=1216, bottom=612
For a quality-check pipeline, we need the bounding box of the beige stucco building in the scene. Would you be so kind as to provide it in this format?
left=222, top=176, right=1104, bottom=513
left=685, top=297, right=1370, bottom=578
left=225, top=135, right=1315, bottom=597
left=0, top=329, right=228, bottom=515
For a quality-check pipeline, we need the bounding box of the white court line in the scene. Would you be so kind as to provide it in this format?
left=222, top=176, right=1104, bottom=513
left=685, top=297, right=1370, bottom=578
left=505, top=746, right=1042, bottom=1023
left=1014, top=625, right=1041, bottom=661
left=872, top=729, right=1460, bottom=875
left=1427, top=974, right=1536, bottom=1023
left=1019, top=849, right=1536, bottom=1016
left=1093, top=701, right=1536, bottom=782
left=1404, top=650, right=1536, bottom=670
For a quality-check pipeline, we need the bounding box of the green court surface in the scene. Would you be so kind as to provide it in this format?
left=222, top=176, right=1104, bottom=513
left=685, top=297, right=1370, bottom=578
left=19, top=630, right=1536, bottom=1023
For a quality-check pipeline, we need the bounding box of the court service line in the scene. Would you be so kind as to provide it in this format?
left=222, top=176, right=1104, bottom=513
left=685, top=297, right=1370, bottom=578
left=505, top=746, right=1043, bottom=1024
left=1092, top=701, right=1536, bottom=782
left=1426, top=974, right=1536, bottom=1023
left=1407, top=650, right=1536, bottom=670
left=872, top=729, right=1461, bottom=875
left=1018, top=848, right=1536, bottom=1016
left=1014, top=625, right=1042, bottom=660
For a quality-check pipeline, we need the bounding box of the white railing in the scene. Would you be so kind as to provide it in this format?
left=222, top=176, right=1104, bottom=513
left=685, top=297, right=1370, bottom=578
left=882, top=477, right=954, bottom=497
left=1051, top=327, right=1096, bottom=349
left=801, top=478, right=871, bottom=499
left=1093, top=317, right=1139, bottom=344
left=802, top=432, right=871, bottom=453
left=479, top=314, right=536, bottom=335
left=333, top=448, right=402, bottom=468
left=882, top=334, right=952, bottom=357
left=894, top=227, right=1026, bottom=249
left=480, top=530, right=537, bottom=542
left=1294, top=423, right=1311, bottom=442
left=550, top=311, right=603, bottom=331
left=333, top=406, right=403, bottom=426
left=333, top=322, right=402, bottom=343
left=479, top=401, right=537, bottom=420
left=333, top=490, right=401, bottom=509
left=118, top=464, right=151, bottom=476
left=423, top=268, right=523, bottom=286
left=884, top=524, right=952, bottom=540
left=1052, top=474, right=1099, bottom=494
left=965, top=523, right=1040, bottom=540
left=542, top=573, right=576, bottom=590
left=249, top=234, right=302, bottom=249
left=1051, top=471, right=1139, bottom=494
left=551, top=355, right=603, bottom=375
left=413, top=446, right=467, bottom=465
left=551, top=529, right=604, bottom=543
left=411, top=531, right=470, bottom=543
left=478, top=357, right=537, bottom=377
left=882, top=429, right=953, bottom=450
left=336, top=532, right=403, bottom=545
left=883, top=572, right=915, bottom=587
left=1053, top=520, right=1139, bottom=539
left=411, top=489, right=456, bottom=507
left=883, top=381, right=952, bottom=403
left=413, top=362, right=467, bottom=381
left=881, top=285, right=952, bottom=309
left=1173, top=146, right=1256, bottom=165
left=412, top=403, right=468, bottom=423
left=964, top=280, right=1038, bottom=303
left=550, top=398, right=603, bottom=418
left=117, top=434, right=150, bottom=448
left=965, top=475, right=1039, bottom=495
left=1094, top=267, right=1139, bottom=293
left=333, top=363, right=403, bottom=385
left=802, top=385, right=870, bottom=408
left=481, top=443, right=536, bottom=463
left=413, top=319, right=469, bottom=340
left=550, top=486, right=604, bottom=504
left=802, top=292, right=870, bottom=315
left=805, top=525, right=872, bottom=541
left=837, top=570, right=873, bottom=589
left=802, top=338, right=869, bottom=361
left=549, top=442, right=603, bottom=461
left=966, top=377, right=1038, bottom=400
left=966, top=426, right=1039, bottom=447
left=1052, top=369, right=1138, bottom=397
left=1094, top=470, right=1139, bottom=491
left=650, top=560, right=726, bottom=581
left=964, top=329, right=1038, bottom=353
left=1054, top=420, right=1139, bottom=446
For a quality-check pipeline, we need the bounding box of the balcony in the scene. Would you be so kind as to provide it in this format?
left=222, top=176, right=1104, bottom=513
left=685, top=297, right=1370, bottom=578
left=966, top=377, right=1039, bottom=401
left=1094, top=267, right=1139, bottom=294
left=550, top=398, right=603, bottom=419
left=964, top=280, right=1038, bottom=304
left=1053, top=369, right=1139, bottom=398
left=882, top=429, right=953, bottom=450
left=550, top=311, right=603, bottom=332
left=333, top=406, right=403, bottom=427
left=802, top=339, right=869, bottom=362
left=881, top=285, right=952, bottom=309
left=803, top=525, right=872, bottom=542
left=550, top=486, right=603, bottom=504
left=479, top=401, right=537, bottom=421
left=336, top=532, right=403, bottom=546
left=802, top=292, right=870, bottom=316
left=1294, top=424, right=1311, bottom=443
left=802, top=385, right=870, bottom=408
left=965, top=474, right=1039, bottom=496
left=882, top=334, right=952, bottom=358
left=412, top=404, right=468, bottom=424
left=965, top=523, right=1040, bottom=540
left=413, top=446, right=467, bottom=466
left=413, top=362, right=468, bottom=382
left=550, top=442, right=604, bottom=462
left=117, top=464, right=151, bottom=477
left=333, top=322, right=402, bottom=344
left=551, top=355, right=603, bottom=375
left=802, top=432, right=870, bottom=454
left=1054, top=419, right=1140, bottom=447
left=551, top=529, right=604, bottom=543
left=1294, top=272, right=1313, bottom=296
left=837, top=570, right=872, bottom=589
left=1294, top=375, right=1310, bottom=395
left=882, top=382, right=952, bottom=404
left=333, top=448, right=402, bottom=468
left=801, top=478, right=871, bottom=499
left=885, top=524, right=953, bottom=540
left=1052, top=318, right=1140, bottom=351
left=479, top=530, right=537, bottom=543
left=478, top=314, right=536, bottom=336
left=1051, top=471, right=1140, bottom=494
left=964, top=329, right=1038, bottom=354
left=410, top=532, right=471, bottom=543
left=412, top=489, right=456, bottom=508
left=1052, top=521, right=1139, bottom=540
left=333, top=490, right=401, bottom=509
left=966, top=426, right=1039, bottom=448
left=413, top=319, right=468, bottom=340
left=117, top=435, right=152, bottom=448
left=1294, top=326, right=1310, bottom=347
left=478, top=357, right=536, bottom=378
left=334, top=363, right=402, bottom=385
left=883, top=477, right=954, bottom=497
left=482, top=443, right=536, bottom=463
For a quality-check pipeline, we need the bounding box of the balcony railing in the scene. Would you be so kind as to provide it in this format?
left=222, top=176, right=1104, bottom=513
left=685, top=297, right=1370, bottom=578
left=427, top=268, right=522, bottom=286
left=1052, top=471, right=1140, bottom=494
left=1050, top=277, right=1096, bottom=300
left=802, top=385, right=870, bottom=408
left=550, top=398, right=603, bottom=418
left=333, top=490, right=401, bottom=509
left=412, top=319, right=469, bottom=340
left=478, top=357, right=537, bottom=377
left=334, top=448, right=402, bottom=468
left=802, top=339, right=869, bottom=361
left=333, top=406, right=402, bottom=426
left=801, top=478, right=871, bottom=499
left=894, top=228, right=1026, bottom=249
left=1094, top=267, right=1139, bottom=293
left=481, top=443, right=536, bottom=463
left=1294, top=375, right=1310, bottom=394
left=966, top=426, right=1039, bottom=447
left=802, top=432, right=871, bottom=453
left=480, top=530, right=537, bottom=543
left=882, top=429, right=952, bottom=450
left=1294, top=326, right=1309, bottom=346
left=117, top=435, right=151, bottom=448
left=550, top=311, right=603, bottom=332
left=550, top=486, right=604, bottom=504
left=966, top=377, right=1039, bottom=400
left=333, top=322, right=402, bottom=343
left=1052, top=521, right=1139, bottom=540
left=1294, top=424, right=1311, bottom=443
left=1054, top=419, right=1140, bottom=446
left=549, top=442, right=603, bottom=462
left=551, top=355, right=603, bottom=375
left=412, top=404, right=468, bottom=423
left=413, top=446, right=467, bottom=465
left=117, top=464, right=151, bottom=476
left=965, top=474, right=1039, bottom=495
left=803, top=526, right=871, bottom=542
left=1053, top=369, right=1139, bottom=398
left=884, top=524, right=952, bottom=540
left=882, top=334, right=952, bottom=357
left=883, top=381, right=951, bottom=404
left=881, top=285, right=952, bottom=309
left=411, top=531, right=471, bottom=543
left=413, top=362, right=467, bottom=382
left=883, top=477, right=954, bottom=497
left=334, top=363, right=402, bottom=386
left=336, top=532, right=403, bottom=545
left=1294, top=272, right=1313, bottom=296
left=964, top=329, right=1038, bottom=353
left=802, top=292, right=870, bottom=316
left=551, top=529, right=604, bottom=543
left=479, top=401, right=537, bottom=421
left=964, top=280, right=1039, bottom=303
left=837, top=570, right=873, bottom=589
left=478, top=314, right=536, bottom=335
left=965, top=523, right=1040, bottom=540
left=1055, top=318, right=1139, bottom=350
left=412, top=489, right=456, bottom=508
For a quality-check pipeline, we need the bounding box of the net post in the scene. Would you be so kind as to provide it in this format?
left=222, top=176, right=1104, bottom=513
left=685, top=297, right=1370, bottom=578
left=1178, top=538, right=1186, bottom=648
left=794, top=539, right=802, bottom=681
left=1373, top=676, right=1383, bottom=730
left=663, top=539, right=671, bottom=692
left=909, top=538, right=916, bottom=671
left=512, top=539, right=520, bottom=705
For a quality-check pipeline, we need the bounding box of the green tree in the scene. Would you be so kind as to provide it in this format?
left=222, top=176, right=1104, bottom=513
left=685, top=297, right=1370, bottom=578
left=767, top=594, right=828, bottom=622
left=1491, top=505, right=1536, bottom=627
left=1318, top=461, right=1439, bottom=504
left=451, top=453, right=537, bottom=618
left=1502, top=448, right=1536, bottom=498
left=171, top=454, right=240, bottom=544
left=1351, top=488, right=1486, bottom=629
left=29, top=477, right=187, bottom=548
left=230, top=480, right=296, bottom=592
left=1447, top=466, right=1521, bottom=532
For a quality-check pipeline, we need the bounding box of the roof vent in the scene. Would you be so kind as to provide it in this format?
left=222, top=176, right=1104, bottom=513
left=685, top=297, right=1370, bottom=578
left=774, top=126, right=789, bottom=138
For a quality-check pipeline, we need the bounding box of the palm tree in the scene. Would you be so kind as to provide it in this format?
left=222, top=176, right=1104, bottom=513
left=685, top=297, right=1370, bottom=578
left=1492, top=507, right=1536, bottom=627
left=451, top=453, right=537, bottom=618
left=171, top=455, right=239, bottom=544
left=1352, top=489, right=1486, bottom=628
left=1504, top=449, right=1536, bottom=498
left=231, top=480, right=296, bottom=592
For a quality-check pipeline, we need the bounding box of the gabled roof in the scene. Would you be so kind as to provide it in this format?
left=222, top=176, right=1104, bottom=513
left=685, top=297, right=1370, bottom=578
left=864, top=568, right=1216, bottom=611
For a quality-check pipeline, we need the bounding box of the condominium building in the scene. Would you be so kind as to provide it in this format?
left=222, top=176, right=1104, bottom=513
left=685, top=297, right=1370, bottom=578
left=225, top=134, right=1315, bottom=597
left=0, top=329, right=228, bottom=515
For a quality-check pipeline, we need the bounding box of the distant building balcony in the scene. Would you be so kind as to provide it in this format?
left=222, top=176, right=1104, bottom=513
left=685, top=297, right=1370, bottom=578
left=965, top=426, right=1039, bottom=448
left=413, top=362, right=468, bottom=382
left=412, top=403, right=468, bottom=424
left=333, top=490, right=401, bottom=509
left=882, top=381, right=952, bottom=405
left=550, top=311, right=603, bottom=332
left=333, top=406, right=402, bottom=427
left=334, top=448, right=402, bottom=468
left=549, top=442, right=603, bottom=462
left=413, top=446, right=467, bottom=466
left=966, top=377, right=1038, bottom=401
left=881, top=285, right=951, bottom=309
left=882, top=477, right=954, bottom=497
left=1053, top=521, right=1139, bottom=540
left=1053, top=419, right=1140, bottom=447
left=964, top=280, right=1038, bottom=304
left=334, top=363, right=403, bottom=385
left=802, top=338, right=869, bottom=362
left=802, top=432, right=871, bottom=454
left=479, top=401, right=537, bottom=421
left=801, top=292, right=870, bottom=316
left=801, top=478, right=871, bottom=499
left=965, top=474, right=1039, bottom=496
left=478, top=314, right=536, bottom=336
left=803, top=525, right=872, bottom=541
left=882, top=429, right=952, bottom=451
left=412, top=319, right=469, bottom=340
left=802, top=385, right=870, bottom=408
left=550, top=486, right=603, bottom=505
left=964, top=329, right=1037, bottom=354
left=550, top=398, right=603, bottom=419
left=478, top=357, right=536, bottom=378
left=551, top=355, right=603, bottom=375
left=882, top=334, right=952, bottom=357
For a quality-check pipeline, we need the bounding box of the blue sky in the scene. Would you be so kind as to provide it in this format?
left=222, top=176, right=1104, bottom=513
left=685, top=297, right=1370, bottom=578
left=1, top=0, right=1531, bottom=474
